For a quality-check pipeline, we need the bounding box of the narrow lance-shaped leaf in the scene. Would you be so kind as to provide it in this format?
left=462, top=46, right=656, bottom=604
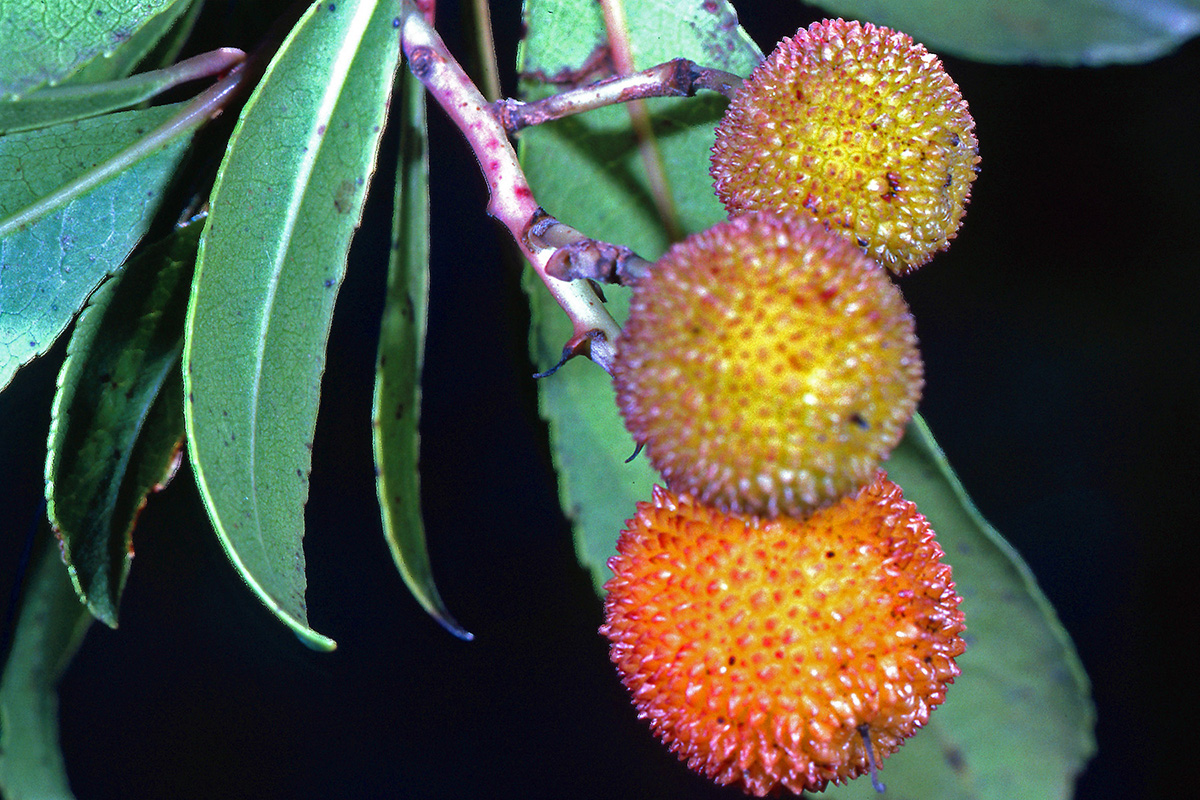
left=519, top=0, right=760, bottom=591
left=0, top=103, right=193, bottom=392
left=0, top=0, right=185, bottom=97
left=45, top=220, right=201, bottom=627
left=0, top=530, right=92, bottom=800
left=802, top=0, right=1200, bottom=65
left=372, top=69, right=472, bottom=639
left=184, top=0, right=402, bottom=651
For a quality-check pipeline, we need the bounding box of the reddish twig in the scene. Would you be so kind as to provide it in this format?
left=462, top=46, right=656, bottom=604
left=495, top=58, right=741, bottom=133
left=400, top=7, right=622, bottom=373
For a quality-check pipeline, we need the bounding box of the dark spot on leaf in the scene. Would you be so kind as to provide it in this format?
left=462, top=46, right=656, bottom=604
left=394, top=403, right=405, bottom=419
left=333, top=178, right=356, bottom=213
left=944, top=746, right=966, bottom=773
left=324, top=278, right=335, bottom=288
left=392, top=17, right=401, bottom=28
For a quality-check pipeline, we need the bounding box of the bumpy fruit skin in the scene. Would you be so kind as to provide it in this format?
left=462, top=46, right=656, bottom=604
left=711, top=18, right=980, bottom=274
left=612, top=211, right=922, bottom=517
left=601, top=476, right=966, bottom=796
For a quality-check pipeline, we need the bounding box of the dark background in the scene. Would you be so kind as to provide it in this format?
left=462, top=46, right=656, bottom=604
left=1, top=1, right=1194, bottom=798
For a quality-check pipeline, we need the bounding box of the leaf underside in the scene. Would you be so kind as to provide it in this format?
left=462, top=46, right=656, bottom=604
left=59, top=0, right=201, bottom=88
left=0, top=103, right=193, bottom=393
left=0, top=0, right=185, bottom=98
left=183, top=0, right=402, bottom=651
left=519, top=0, right=1094, bottom=796
left=46, top=221, right=200, bottom=627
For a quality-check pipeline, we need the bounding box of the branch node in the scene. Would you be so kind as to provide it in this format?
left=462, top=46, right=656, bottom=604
left=407, top=46, right=437, bottom=80
left=534, top=328, right=612, bottom=378
left=546, top=239, right=637, bottom=284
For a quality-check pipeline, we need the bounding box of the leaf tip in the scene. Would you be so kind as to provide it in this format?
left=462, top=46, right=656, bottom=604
left=294, top=627, right=338, bottom=652
left=431, top=607, right=474, bottom=642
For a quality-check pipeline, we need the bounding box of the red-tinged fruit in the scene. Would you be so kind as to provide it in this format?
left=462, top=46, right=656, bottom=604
left=612, top=211, right=922, bottom=518
left=711, top=18, right=980, bottom=274
left=601, top=476, right=966, bottom=796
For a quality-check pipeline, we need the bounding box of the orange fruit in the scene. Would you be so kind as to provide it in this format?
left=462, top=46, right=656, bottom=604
left=601, top=476, right=966, bottom=795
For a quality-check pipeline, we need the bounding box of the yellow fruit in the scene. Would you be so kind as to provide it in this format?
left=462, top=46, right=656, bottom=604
left=711, top=18, right=980, bottom=274
left=601, top=476, right=966, bottom=796
left=612, top=211, right=922, bottom=517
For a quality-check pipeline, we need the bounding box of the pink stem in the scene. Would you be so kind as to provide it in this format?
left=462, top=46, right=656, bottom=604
left=400, top=9, right=621, bottom=372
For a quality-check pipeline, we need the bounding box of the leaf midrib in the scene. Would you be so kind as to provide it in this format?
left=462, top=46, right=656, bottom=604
left=244, top=0, right=380, bottom=555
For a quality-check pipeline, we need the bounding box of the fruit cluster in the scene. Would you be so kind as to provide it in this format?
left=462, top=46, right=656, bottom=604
left=599, top=19, right=977, bottom=796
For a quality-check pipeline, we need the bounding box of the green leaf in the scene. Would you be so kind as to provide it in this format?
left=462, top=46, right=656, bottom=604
left=801, top=0, right=1200, bottom=65
left=0, top=48, right=242, bottom=136
left=813, top=416, right=1095, bottom=800
left=525, top=277, right=661, bottom=593
left=0, top=103, right=194, bottom=393
left=183, top=0, right=402, bottom=651
left=0, top=532, right=92, bottom=800
left=519, top=0, right=762, bottom=590
left=0, top=0, right=185, bottom=98
left=518, top=0, right=762, bottom=258
left=372, top=70, right=471, bottom=639
left=45, top=221, right=199, bottom=628
left=58, top=0, right=202, bottom=87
